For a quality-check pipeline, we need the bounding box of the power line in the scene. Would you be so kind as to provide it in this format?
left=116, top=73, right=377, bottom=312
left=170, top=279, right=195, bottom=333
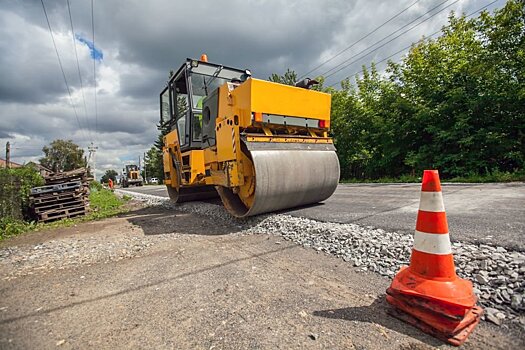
left=327, top=32, right=442, bottom=88
left=329, top=0, right=501, bottom=88
left=298, top=0, right=422, bottom=80
left=321, top=0, right=460, bottom=81
left=40, top=0, right=87, bottom=143
left=321, top=0, right=455, bottom=79
left=67, top=0, right=92, bottom=143
left=11, top=147, right=45, bottom=150
left=91, top=0, right=99, bottom=139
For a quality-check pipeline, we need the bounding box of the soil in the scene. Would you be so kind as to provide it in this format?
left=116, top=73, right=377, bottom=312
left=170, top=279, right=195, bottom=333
left=0, top=204, right=522, bottom=349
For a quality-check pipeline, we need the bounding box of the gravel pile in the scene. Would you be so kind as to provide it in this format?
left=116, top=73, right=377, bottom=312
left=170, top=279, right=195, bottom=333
left=116, top=190, right=525, bottom=327
left=117, top=189, right=172, bottom=207
left=0, top=233, right=176, bottom=281
left=244, top=215, right=525, bottom=327
left=116, top=189, right=266, bottom=227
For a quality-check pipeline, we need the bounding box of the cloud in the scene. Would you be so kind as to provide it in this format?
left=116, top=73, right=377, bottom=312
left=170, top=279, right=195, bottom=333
left=75, top=34, right=103, bottom=61
left=0, top=0, right=498, bottom=179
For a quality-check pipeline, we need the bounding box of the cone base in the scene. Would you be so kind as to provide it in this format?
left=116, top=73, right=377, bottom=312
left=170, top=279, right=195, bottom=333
left=387, top=301, right=482, bottom=347
left=390, top=266, right=477, bottom=316
left=386, top=289, right=483, bottom=332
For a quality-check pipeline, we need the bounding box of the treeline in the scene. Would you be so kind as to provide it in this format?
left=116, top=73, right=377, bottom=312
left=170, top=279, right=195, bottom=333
left=149, top=2, right=524, bottom=181
left=326, top=1, right=524, bottom=179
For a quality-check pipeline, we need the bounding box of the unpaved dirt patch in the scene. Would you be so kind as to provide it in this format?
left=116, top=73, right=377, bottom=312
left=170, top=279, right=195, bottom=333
left=0, top=205, right=523, bottom=349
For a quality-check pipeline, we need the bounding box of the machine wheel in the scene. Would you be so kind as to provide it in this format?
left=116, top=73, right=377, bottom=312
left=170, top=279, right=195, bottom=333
left=166, top=185, right=218, bottom=203
left=217, top=146, right=340, bottom=217
left=166, top=185, right=180, bottom=202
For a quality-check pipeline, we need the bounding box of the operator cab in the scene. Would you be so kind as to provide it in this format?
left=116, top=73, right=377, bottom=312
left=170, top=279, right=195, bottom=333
left=159, top=56, right=250, bottom=151
left=124, top=164, right=138, bottom=172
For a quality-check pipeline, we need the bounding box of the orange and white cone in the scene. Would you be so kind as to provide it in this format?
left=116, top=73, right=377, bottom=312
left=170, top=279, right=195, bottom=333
left=386, top=170, right=483, bottom=346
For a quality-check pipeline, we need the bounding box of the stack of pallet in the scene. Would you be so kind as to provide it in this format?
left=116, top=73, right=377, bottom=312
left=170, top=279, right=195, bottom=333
left=30, top=168, right=91, bottom=223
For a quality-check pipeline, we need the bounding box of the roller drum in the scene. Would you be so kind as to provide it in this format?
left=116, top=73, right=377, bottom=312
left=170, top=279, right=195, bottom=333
left=218, top=149, right=340, bottom=217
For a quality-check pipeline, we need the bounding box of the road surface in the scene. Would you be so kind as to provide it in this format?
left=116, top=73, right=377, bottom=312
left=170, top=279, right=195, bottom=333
left=1, top=206, right=520, bottom=349
left=123, top=183, right=525, bottom=250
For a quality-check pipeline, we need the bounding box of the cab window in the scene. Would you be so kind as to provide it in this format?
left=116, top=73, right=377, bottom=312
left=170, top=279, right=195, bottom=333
left=188, top=72, right=230, bottom=142
left=171, top=72, right=190, bottom=146
left=160, top=88, right=169, bottom=125
left=174, top=94, right=188, bottom=146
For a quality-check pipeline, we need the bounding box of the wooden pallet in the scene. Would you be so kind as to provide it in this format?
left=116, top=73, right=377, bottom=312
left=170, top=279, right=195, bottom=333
left=30, top=168, right=92, bottom=223
left=31, top=191, right=83, bottom=205
left=30, top=181, right=82, bottom=196
left=38, top=210, right=87, bottom=223
left=33, top=198, right=89, bottom=213
left=44, top=168, right=90, bottom=185
left=37, top=205, right=88, bottom=222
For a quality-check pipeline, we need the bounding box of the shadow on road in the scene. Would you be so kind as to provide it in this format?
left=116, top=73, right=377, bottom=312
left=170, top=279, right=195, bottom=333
left=120, top=206, right=243, bottom=236
left=313, top=296, right=444, bottom=347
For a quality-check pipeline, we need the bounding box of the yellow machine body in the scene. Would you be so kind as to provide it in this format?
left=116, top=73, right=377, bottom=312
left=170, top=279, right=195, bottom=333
left=160, top=58, right=339, bottom=217
left=121, top=164, right=143, bottom=188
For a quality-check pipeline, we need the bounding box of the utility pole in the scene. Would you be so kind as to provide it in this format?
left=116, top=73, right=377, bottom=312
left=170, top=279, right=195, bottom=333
left=5, top=141, right=10, bottom=168
left=87, top=142, right=98, bottom=180
left=143, top=152, right=147, bottom=183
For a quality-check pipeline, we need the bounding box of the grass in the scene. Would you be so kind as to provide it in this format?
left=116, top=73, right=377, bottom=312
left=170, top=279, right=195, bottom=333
left=0, top=188, right=130, bottom=241
left=341, top=175, right=421, bottom=184
left=447, top=170, right=525, bottom=183
left=341, top=170, right=525, bottom=184
left=89, top=188, right=129, bottom=219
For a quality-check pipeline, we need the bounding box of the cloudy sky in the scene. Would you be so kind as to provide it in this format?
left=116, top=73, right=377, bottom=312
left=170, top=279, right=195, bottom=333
left=0, top=0, right=503, bottom=179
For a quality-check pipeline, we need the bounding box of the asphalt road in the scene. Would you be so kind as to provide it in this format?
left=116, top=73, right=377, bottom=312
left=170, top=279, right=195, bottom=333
left=123, top=183, right=525, bottom=250
left=1, top=207, right=520, bottom=349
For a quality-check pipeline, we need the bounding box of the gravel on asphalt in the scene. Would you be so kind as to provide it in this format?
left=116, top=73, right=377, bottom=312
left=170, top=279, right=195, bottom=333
left=114, top=189, right=525, bottom=329
left=0, top=229, right=179, bottom=281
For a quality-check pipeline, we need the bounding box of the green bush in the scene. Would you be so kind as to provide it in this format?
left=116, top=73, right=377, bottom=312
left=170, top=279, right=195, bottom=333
left=328, top=2, right=524, bottom=180
left=0, top=217, right=35, bottom=240
left=0, top=167, right=44, bottom=220
left=1, top=188, right=128, bottom=240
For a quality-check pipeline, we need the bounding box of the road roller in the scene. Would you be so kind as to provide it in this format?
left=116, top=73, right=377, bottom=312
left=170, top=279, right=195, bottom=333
left=159, top=55, right=339, bottom=217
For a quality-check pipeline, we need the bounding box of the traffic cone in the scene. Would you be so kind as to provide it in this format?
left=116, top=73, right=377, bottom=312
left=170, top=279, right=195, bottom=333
left=386, top=170, right=483, bottom=346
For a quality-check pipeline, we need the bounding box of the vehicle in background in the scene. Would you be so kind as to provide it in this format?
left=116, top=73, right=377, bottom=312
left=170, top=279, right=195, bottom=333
left=149, top=177, right=159, bottom=185
left=121, top=164, right=143, bottom=187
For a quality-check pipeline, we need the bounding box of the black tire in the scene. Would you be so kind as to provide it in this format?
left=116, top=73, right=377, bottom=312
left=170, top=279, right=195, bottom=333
left=166, top=185, right=179, bottom=202
left=166, top=185, right=218, bottom=203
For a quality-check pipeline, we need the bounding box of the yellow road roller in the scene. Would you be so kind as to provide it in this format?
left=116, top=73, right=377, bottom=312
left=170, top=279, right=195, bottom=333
left=159, top=55, right=339, bottom=217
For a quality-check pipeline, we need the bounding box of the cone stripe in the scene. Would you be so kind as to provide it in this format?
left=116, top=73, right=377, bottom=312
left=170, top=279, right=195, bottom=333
left=416, top=211, right=449, bottom=234
left=410, top=249, right=457, bottom=278
left=413, top=230, right=452, bottom=255
left=421, top=170, right=442, bottom=192
left=418, top=191, right=445, bottom=212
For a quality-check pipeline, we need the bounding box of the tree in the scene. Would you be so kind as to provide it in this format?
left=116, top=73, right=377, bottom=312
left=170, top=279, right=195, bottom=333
left=142, top=123, right=170, bottom=183
left=40, top=139, right=86, bottom=172
left=144, top=145, right=162, bottom=181
left=268, top=69, right=297, bottom=85
left=389, top=1, right=525, bottom=177
left=100, top=169, right=118, bottom=183
left=328, top=1, right=524, bottom=179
